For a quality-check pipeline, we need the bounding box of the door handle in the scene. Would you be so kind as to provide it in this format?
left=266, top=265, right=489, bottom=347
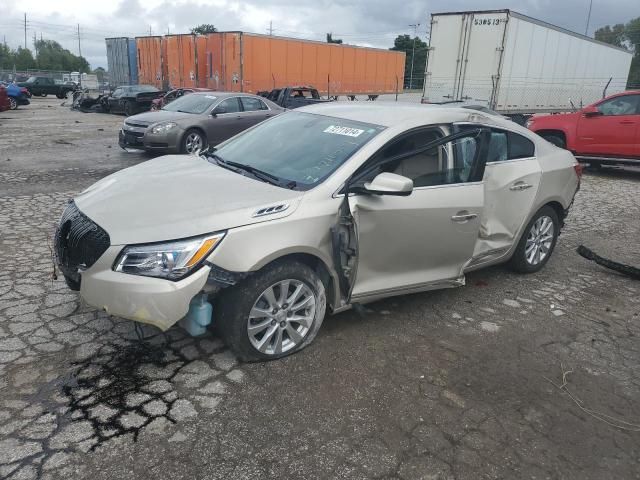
left=619, top=120, right=635, bottom=125
left=451, top=212, right=478, bottom=222
left=510, top=182, right=533, bottom=191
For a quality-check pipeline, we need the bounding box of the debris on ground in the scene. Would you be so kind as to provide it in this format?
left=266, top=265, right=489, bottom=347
left=577, top=245, right=640, bottom=280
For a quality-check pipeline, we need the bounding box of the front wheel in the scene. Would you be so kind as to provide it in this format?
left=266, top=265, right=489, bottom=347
left=509, top=206, right=559, bottom=273
left=123, top=100, right=135, bottom=116
left=181, top=129, right=207, bottom=154
left=9, top=97, right=17, bottom=110
left=40, top=93, right=48, bottom=97
left=216, top=261, right=327, bottom=361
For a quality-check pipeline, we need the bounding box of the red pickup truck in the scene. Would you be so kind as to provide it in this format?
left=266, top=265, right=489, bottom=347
left=527, top=91, right=640, bottom=167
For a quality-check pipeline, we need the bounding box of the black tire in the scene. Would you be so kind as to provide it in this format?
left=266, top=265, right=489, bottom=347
left=181, top=128, right=207, bottom=154
left=509, top=206, right=560, bottom=274
left=541, top=134, right=566, bottom=149
left=216, top=260, right=327, bottom=362
left=9, top=97, right=17, bottom=110
left=123, top=100, right=135, bottom=116
left=40, top=93, right=48, bottom=97
left=56, top=92, right=65, bottom=99
left=588, top=161, right=603, bottom=171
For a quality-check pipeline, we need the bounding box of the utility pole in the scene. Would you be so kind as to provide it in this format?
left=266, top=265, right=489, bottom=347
left=408, top=23, right=420, bottom=90
left=77, top=24, right=83, bottom=86
left=24, top=13, right=27, bottom=50
left=268, top=21, right=274, bottom=35
left=149, top=26, right=153, bottom=36
left=584, top=0, right=593, bottom=35
left=33, top=32, right=37, bottom=58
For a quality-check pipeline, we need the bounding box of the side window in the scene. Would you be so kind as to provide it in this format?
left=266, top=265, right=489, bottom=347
left=356, top=128, right=481, bottom=188
left=214, top=97, right=241, bottom=114
left=112, top=88, right=123, bottom=97
left=487, top=129, right=534, bottom=162
left=597, top=95, right=640, bottom=116
left=240, top=97, right=267, bottom=112
left=508, top=132, right=535, bottom=159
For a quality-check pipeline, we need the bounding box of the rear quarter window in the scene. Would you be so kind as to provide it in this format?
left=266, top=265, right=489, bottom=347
left=508, top=132, right=535, bottom=159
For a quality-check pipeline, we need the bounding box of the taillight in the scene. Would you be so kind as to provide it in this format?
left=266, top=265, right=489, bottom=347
left=574, top=163, right=583, bottom=179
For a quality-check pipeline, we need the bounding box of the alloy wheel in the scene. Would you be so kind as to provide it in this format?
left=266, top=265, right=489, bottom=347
left=9, top=97, right=17, bottom=110
left=247, top=279, right=316, bottom=356
left=525, top=215, right=554, bottom=265
left=184, top=132, right=203, bottom=154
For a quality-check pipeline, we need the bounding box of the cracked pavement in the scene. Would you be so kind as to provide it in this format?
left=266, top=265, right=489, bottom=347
left=0, top=98, right=639, bottom=479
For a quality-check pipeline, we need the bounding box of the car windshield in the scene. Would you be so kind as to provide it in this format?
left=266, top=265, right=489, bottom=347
left=26, top=76, right=37, bottom=83
left=162, top=94, right=217, bottom=114
left=211, top=111, right=384, bottom=190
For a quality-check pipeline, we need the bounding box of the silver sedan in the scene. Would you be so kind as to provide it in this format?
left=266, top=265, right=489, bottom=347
left=119, top=92, right=284, bottom=153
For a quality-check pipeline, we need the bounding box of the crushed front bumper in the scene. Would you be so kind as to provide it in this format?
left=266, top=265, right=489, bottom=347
left=79, top=246, right=210, bottom=331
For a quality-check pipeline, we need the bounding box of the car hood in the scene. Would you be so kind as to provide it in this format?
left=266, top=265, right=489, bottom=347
left=74, top=155, right=304, bottom=245
left=127, top=110, right=197, bottom=124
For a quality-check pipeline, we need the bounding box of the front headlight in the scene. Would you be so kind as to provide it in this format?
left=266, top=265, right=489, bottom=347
left=150, top=122, right=177, bottom=134
left=113, top=232, right=225, bottom=280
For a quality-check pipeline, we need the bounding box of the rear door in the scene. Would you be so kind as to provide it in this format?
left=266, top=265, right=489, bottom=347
left=424, top=14, right=466, bottom=102
left=347, top=127, right=487, bottom=300
left=469, top=128, right=540, bottom=266
left=238, top=96, right=273, bottom=129
left=576, top=94, right=640, bottom=157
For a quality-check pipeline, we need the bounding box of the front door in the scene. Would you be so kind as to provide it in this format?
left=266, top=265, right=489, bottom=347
left=208, top=97, right=244, bottom=144
left=576, top=94, right=640, bottom=157
left=471, top=128, right=541, bottom=264
left=347, top=127, right=486, bottom=300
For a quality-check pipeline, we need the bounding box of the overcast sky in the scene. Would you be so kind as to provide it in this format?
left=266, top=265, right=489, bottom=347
left=1, top=0, right=639, bottom=69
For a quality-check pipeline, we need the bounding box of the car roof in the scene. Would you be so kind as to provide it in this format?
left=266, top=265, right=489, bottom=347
left=296, top=102, right=510, bottom=128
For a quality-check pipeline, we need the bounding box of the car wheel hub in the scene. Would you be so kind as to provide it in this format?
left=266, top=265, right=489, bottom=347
left=525, top=215, right=554, bottom=265
left=247, top=279, right=316, bottom=356
left=185, top=133, right=202, bottom=153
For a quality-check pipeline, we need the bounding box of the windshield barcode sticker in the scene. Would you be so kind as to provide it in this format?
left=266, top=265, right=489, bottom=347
left=323, top=126, right=365, bottom=137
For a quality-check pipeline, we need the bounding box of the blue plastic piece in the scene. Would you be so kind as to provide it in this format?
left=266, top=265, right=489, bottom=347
left=181, top=294, right=213, bottom=336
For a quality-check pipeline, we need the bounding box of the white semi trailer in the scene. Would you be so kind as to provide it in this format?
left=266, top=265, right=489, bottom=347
left=422, top=9, right=633, bottom=122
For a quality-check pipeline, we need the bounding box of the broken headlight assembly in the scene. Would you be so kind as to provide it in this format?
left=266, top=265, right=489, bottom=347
left=150, top=121, right=177, bottom=134
left=113, top=232, right=225, bottom=280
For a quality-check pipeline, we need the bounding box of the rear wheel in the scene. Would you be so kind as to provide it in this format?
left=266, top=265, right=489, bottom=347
left=216, top=261, right=327, bottom=361
left=9, top=97, right=17, bottom=110
left=56, top=92, right=65, bottom=99
left=40, top=93, right=47, bottom=97
left=181, top=129, right=206, bottom=154
left=541, top=134, right=566, bottom=149
left=509, top=206, right=559, bottom=273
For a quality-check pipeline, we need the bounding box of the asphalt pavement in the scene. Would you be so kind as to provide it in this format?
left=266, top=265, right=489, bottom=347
left=0, top=98, right=639, bottom=480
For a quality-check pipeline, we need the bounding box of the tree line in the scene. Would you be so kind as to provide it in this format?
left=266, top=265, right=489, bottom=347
left=0, top=39, right=90, bottom=72
left=595, top=17, right=640, bottom=88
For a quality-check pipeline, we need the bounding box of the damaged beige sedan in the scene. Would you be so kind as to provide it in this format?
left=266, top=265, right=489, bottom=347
left=54, top=104, right=581, bottom=361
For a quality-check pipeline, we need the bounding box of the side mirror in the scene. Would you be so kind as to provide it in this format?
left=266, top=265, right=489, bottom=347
left=357, top=172, right=413, bottom=196
left=212, top=106, right=226, bottom=116
left=582, top=105, right=601, bottom=117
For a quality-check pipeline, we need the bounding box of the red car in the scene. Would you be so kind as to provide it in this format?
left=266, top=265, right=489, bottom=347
left=150, top=87, right=213, bottom=111
left=0, top=86, right=11, bottom=112
left=527, top=91, right=640, bottom=167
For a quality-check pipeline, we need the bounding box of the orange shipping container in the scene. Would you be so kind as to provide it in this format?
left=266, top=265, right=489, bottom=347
left=164, top=34, right=207, bottom=88
left=135, top=36, right=166, bottom=89
left=136, top=32, right=405, bottom=95
left=202, top=32, right=405, bottom=95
